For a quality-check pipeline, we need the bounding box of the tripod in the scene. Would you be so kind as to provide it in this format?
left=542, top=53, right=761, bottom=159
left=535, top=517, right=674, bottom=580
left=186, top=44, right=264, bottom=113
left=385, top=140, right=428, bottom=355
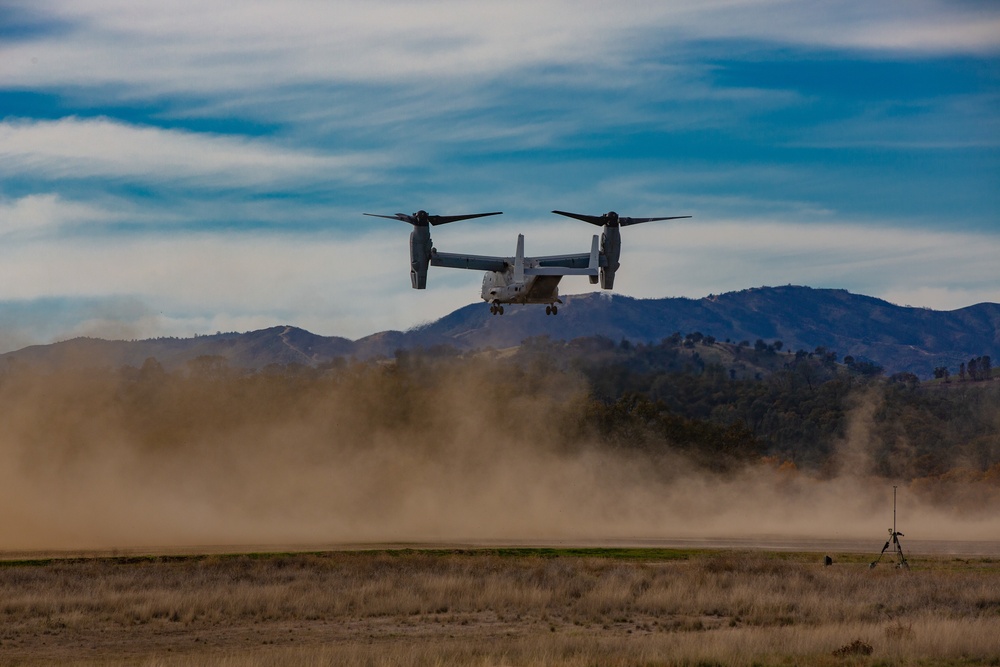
left=870, top=486, right=909, bottom=569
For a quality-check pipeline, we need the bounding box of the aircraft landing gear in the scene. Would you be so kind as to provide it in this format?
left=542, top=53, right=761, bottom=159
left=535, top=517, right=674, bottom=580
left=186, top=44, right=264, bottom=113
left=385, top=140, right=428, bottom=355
left=489, top=304, right=504, bottom=315
left=545, top=305, right=558, bottom=316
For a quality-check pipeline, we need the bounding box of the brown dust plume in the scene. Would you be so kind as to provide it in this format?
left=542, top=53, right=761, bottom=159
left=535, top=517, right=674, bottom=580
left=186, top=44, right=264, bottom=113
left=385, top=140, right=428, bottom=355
left=1, top=355, right=996, bottom=551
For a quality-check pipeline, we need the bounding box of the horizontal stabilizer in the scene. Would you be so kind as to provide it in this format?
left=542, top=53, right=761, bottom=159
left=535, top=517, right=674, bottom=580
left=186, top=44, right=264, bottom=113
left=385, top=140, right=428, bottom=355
left=524, top=266, right=598, bottom=276
left=431, top=250, right=507, bottom=272
left=525, top=235, right=601, bottom=276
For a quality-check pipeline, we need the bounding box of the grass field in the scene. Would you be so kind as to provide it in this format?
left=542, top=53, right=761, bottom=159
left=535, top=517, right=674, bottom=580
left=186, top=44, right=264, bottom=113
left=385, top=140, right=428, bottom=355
left=2, top=548, right=999, bottom=666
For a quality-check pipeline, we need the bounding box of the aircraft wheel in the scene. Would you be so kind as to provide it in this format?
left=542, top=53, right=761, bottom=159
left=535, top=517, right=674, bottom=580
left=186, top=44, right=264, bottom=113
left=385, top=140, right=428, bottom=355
left=545, top=306, right=551, bottom=315
left=552, top=305, right=558, bottom=315
left=498, top=306, right=504, bottom=315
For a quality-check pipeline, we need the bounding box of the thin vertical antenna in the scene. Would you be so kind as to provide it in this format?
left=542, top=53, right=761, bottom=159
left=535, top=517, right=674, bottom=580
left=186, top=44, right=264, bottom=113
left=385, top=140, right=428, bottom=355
left=871, top=485, right=908, bottom=569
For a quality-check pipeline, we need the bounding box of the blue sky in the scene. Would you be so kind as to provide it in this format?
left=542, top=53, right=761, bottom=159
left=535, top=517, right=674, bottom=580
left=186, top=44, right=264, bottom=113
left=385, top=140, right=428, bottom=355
left=1, top=0, right=998, bottom=351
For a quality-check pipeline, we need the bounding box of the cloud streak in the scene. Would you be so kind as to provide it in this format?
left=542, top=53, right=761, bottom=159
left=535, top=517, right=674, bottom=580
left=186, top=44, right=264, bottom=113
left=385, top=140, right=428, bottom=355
left=4, top=2, right=997, bottom=97
left=0, top=117, right=384, bottom=188
left=0, top=193, right=126, bottom=238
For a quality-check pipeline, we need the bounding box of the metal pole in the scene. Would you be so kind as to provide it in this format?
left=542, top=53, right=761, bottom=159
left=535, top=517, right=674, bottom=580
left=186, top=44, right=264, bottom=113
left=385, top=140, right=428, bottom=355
left=893, top=485, right=897, bottom=535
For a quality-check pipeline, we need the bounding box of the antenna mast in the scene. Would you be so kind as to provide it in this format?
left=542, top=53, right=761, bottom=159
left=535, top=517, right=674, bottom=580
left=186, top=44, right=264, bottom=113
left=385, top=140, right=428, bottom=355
left=870, top=485, right=909, bottom=569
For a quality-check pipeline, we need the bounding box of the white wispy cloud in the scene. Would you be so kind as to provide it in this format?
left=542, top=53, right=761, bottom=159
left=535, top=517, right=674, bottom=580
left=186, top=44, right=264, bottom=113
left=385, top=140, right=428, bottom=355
left=686, top=1, right=1000, bottom=55
left=3, top=1, right=995, bottom=99
left=838, top=5, right=1000, bottom=54
left=0, top=193, right=127, bottom=237
left=4, top=1, right=992, bottom=169
left=0, top=117, right=385, bottom=188
left=0, top=0, right=651, bottom=93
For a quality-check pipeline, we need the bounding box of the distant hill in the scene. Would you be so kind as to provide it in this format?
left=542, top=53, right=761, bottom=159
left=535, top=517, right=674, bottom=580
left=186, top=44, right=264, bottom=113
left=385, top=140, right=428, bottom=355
left=3, top=286, right=997, bottom=377
left=2, top=325, right=354, bottom=372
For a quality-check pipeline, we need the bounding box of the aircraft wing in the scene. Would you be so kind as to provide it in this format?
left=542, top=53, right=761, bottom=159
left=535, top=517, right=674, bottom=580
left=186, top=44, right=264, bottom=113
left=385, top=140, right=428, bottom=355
left=525, top=235, right=601, bottom=276
left=431, top=235, right=601, bottom=276
left=431, top=250, right=508, bottom=272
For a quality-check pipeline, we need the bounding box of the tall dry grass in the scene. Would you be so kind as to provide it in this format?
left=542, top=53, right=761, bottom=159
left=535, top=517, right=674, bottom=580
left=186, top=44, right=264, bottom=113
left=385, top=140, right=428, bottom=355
left=2, top=550, right=998, bottom=666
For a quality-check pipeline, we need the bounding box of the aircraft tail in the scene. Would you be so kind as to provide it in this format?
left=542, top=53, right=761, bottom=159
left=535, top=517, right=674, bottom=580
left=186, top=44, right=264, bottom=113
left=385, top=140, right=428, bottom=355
left=514, top=234, right=525, bottom=283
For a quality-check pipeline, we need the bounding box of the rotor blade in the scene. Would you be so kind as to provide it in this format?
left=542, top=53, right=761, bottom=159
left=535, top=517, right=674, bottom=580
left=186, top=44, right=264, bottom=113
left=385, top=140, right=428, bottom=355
left=551, top=210, right=606, bottom=226
left=363, top=213, right=416, bottom=224
left=619, top=215, right=692, bottom=226
left=427, top=211, right=503, bottom=226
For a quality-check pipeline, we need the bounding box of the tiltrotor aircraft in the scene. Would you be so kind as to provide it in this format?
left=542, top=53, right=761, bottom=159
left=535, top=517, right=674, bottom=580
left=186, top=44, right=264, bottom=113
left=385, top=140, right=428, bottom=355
left=363, top=208, right=690, bottom=315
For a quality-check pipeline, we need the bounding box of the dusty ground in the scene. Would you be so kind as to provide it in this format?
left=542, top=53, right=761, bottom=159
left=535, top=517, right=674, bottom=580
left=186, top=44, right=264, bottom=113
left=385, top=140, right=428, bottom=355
left=2, top=545, right=999, bottom=666
left=6, top=535, right=1000, bottom=562
left=3, top=610, right=538, bottom=664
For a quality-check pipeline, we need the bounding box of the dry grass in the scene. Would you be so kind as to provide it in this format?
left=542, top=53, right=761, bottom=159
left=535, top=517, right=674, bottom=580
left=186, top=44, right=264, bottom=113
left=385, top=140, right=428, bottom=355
left=1, top=549, right=998, bottom=666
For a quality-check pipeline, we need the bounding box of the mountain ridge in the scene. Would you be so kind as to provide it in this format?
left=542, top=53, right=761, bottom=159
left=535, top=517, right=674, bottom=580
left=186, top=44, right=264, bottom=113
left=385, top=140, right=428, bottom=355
left=3, top=286, right=997, bottom=378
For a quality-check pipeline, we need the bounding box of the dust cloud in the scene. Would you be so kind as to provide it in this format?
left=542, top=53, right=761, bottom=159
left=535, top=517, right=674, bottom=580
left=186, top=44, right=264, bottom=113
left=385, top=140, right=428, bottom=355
left=1, top=356, right=997, bottom=553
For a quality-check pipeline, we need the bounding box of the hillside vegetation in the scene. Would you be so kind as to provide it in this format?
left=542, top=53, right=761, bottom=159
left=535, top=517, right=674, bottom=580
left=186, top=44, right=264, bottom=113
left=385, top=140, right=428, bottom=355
left=514, top=334, right=999, bottom=482
left=4, top=286, right=998, bottom=378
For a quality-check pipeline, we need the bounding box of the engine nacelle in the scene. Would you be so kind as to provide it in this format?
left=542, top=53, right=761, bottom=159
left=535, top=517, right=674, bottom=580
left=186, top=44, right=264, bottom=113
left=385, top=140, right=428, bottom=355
left=409, top=225, right=431, bottom=289
left=599, top=224, right=621, bottom=290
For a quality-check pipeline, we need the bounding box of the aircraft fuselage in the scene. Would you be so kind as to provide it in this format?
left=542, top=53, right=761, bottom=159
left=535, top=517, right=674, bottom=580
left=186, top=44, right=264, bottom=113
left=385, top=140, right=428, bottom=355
left=481, top=268, right=562, bottom=305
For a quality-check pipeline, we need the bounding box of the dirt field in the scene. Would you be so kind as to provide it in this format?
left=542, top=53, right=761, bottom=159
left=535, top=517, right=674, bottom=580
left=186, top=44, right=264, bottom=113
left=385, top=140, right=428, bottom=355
left=2, top=547, right=999, bottom=666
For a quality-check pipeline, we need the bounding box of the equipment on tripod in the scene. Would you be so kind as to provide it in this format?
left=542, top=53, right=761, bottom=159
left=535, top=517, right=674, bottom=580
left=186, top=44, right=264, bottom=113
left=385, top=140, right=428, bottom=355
left=869, top=486, right=909, bottom=569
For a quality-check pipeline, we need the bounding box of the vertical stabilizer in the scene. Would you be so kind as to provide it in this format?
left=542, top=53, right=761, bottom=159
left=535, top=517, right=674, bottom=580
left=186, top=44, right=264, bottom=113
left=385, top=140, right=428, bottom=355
left=514, top=234, right=525, bottom=283
left=587, top=234, right=600, bottom=284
